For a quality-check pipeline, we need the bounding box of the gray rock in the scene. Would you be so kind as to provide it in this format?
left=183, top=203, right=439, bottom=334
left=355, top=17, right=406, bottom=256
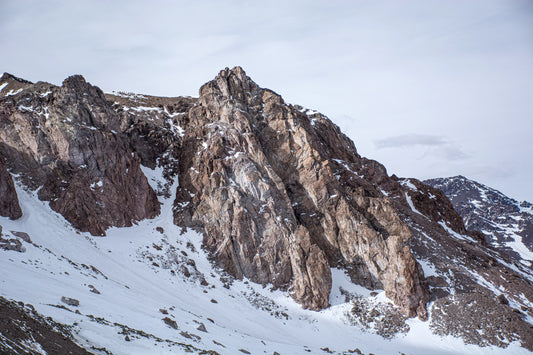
left=0, top=74, right=160, bottom=235
left=11, top=231, right=31, bottom=243
left=0, top=237, right=24, bottom=252
left=60, top=297, right=79, bottom=307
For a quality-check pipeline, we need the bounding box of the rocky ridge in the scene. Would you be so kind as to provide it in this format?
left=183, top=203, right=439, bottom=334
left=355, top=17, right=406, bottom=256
left=174, top=67, right=428, bottom=316
left=425, top=175, right=533, bottom=266
left=1, top=68, right=533, bottom=350
left=0, top=72, right=160, bottom=235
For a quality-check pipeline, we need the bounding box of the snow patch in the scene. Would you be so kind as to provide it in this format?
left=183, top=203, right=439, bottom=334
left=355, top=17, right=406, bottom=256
left=405, top=192, right=425, bottom=217
left=5, top=88, right=23, bottom=96
left=400, top=179, right=417, bottom=191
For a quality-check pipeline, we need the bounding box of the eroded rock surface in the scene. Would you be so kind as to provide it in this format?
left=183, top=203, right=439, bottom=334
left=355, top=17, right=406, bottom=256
left=425, top=175, right=533, bottom=261
left=0, top=297, right=92, bottom=355
left=0, top=155, right=22, bottom=219
left=4, top=67, right=533, bottom=352
left=0, top=73, right=160, bottom=235
left=174, top=67, right=428, bottom=316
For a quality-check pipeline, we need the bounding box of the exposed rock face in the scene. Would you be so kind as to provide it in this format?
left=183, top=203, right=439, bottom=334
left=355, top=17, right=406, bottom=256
left=425, top=175, right=533, bottom=263
left=386, top=175, right=533, bottom=350
left=0, top=155, right=22, bottom=219
left=0, top=297, right=92, bottom=355
left=174, top=67, right=428, bottom=316
left=3, top=67, right=533, bottom=349
left=0, top=73, right=160, bottom=235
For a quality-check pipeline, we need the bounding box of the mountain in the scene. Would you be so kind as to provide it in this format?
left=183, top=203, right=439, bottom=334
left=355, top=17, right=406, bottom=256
left=1, top=68, right=533, bottom=354
left=425, top=176, right=533, bottom=267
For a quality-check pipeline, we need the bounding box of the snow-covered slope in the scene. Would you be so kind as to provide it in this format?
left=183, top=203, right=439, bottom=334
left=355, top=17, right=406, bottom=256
left=1, top=170, right=527, bottom=355
left=425, top=176, right=533, bottom=267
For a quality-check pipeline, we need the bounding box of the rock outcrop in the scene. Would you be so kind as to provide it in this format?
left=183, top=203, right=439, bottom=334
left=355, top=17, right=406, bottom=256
left=174, top=67, right=428, bottom=316
left=0, top=155, right=22, bottom=219
left=0, top=73, right=160, bottom=235
left=425, top=175, right=533, bottom=261
left=0, top=67, right=431, bottom=317
left=3, top=67, right=533, bottom=350
left=0, top=297, right=92, bottom=355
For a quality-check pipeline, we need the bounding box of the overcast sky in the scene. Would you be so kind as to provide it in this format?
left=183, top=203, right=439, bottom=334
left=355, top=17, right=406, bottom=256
left=1, top=0, right=532, bottom=201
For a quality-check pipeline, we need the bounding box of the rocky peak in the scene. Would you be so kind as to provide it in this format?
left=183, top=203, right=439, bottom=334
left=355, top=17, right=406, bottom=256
left=1, top=72, right=33, bottom=84
left=176, top=67, right=429, bottom=318
left=199, top=66, right=268, bottom=116
left=0, top=72, right=33, bottom=97
left=62, top=74, right=88, bottom=89
left=425, top=175, right=533, bottom=264
left=0, top=74, right=160, bottom=235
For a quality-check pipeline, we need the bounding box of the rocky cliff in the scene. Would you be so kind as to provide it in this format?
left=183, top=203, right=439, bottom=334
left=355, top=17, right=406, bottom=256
left=2, top=68, right=533, bottom=350
left=0, top=155, right=22, bottom=219
left=425, top=175, right=533, bottom=265
left=0, top=73, right=160, bottom=235
left=174, top=67, right=428, bottom=316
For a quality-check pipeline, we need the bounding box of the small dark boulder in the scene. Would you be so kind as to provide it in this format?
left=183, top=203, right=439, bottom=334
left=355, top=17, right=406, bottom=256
left=61, top=297, right=79, bottom=307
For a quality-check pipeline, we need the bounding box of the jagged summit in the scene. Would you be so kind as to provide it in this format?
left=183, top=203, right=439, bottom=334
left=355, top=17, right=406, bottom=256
left=199, top=66, right=271, bottom=113
left=2, top=69, right=533, bottom=352
left=425, top=175, right=533, bottom=264
left=0, top=72, right=33, bottom=98
left=0, top=72, right=33, bottom=84
left=62, top=74, right=88, bottom=87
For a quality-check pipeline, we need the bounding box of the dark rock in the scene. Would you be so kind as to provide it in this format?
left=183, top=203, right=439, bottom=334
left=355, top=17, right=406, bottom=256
left=60, top=297, right=79, bottom=307
left=213, top=340, right=225, bottom=347
left=88, top=285, right=100, bottom=294
left=431, top=292, right=532, bottom=350
left=180, top=331, right=201, bottom=342
left=0, top=75, right=160, bottom=235
left=162, top=316, right=177, bottom=329
left=425, top=176, right=533, bottom=259
left=497, top=294, right=509, bottom=305
left=0, top=155, right=22, bottom=219
left=0, top=296, right=92, bottom=354
left=0, top=236, right=24, bottom=252
left=196, top=322, right=207, bottom=332
left=11, top=231, right=31, bottom=243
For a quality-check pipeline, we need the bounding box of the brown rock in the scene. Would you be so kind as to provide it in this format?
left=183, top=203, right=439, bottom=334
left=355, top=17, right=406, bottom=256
left=174, top=67, right=428, bottom=316
left=0, top=74, right=160, bottom=235
left=0, top=155, right=22, bottom=219
left=162, top=316, right=177, bottom=329
left=497, top=294, right=509, bottom=305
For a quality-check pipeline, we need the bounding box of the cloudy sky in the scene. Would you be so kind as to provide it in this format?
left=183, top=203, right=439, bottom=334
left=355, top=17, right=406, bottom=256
left=1, top=0, right=532, bottom=201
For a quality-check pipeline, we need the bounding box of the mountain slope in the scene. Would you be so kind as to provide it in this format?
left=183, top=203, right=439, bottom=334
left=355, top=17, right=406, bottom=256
left=425, top=175, right=533, bottom=267
left=0, top=73, right=160, bottom=235
left=1, top=68, right=533, bottom=353
left=1, top=170, right=530, bottom=355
